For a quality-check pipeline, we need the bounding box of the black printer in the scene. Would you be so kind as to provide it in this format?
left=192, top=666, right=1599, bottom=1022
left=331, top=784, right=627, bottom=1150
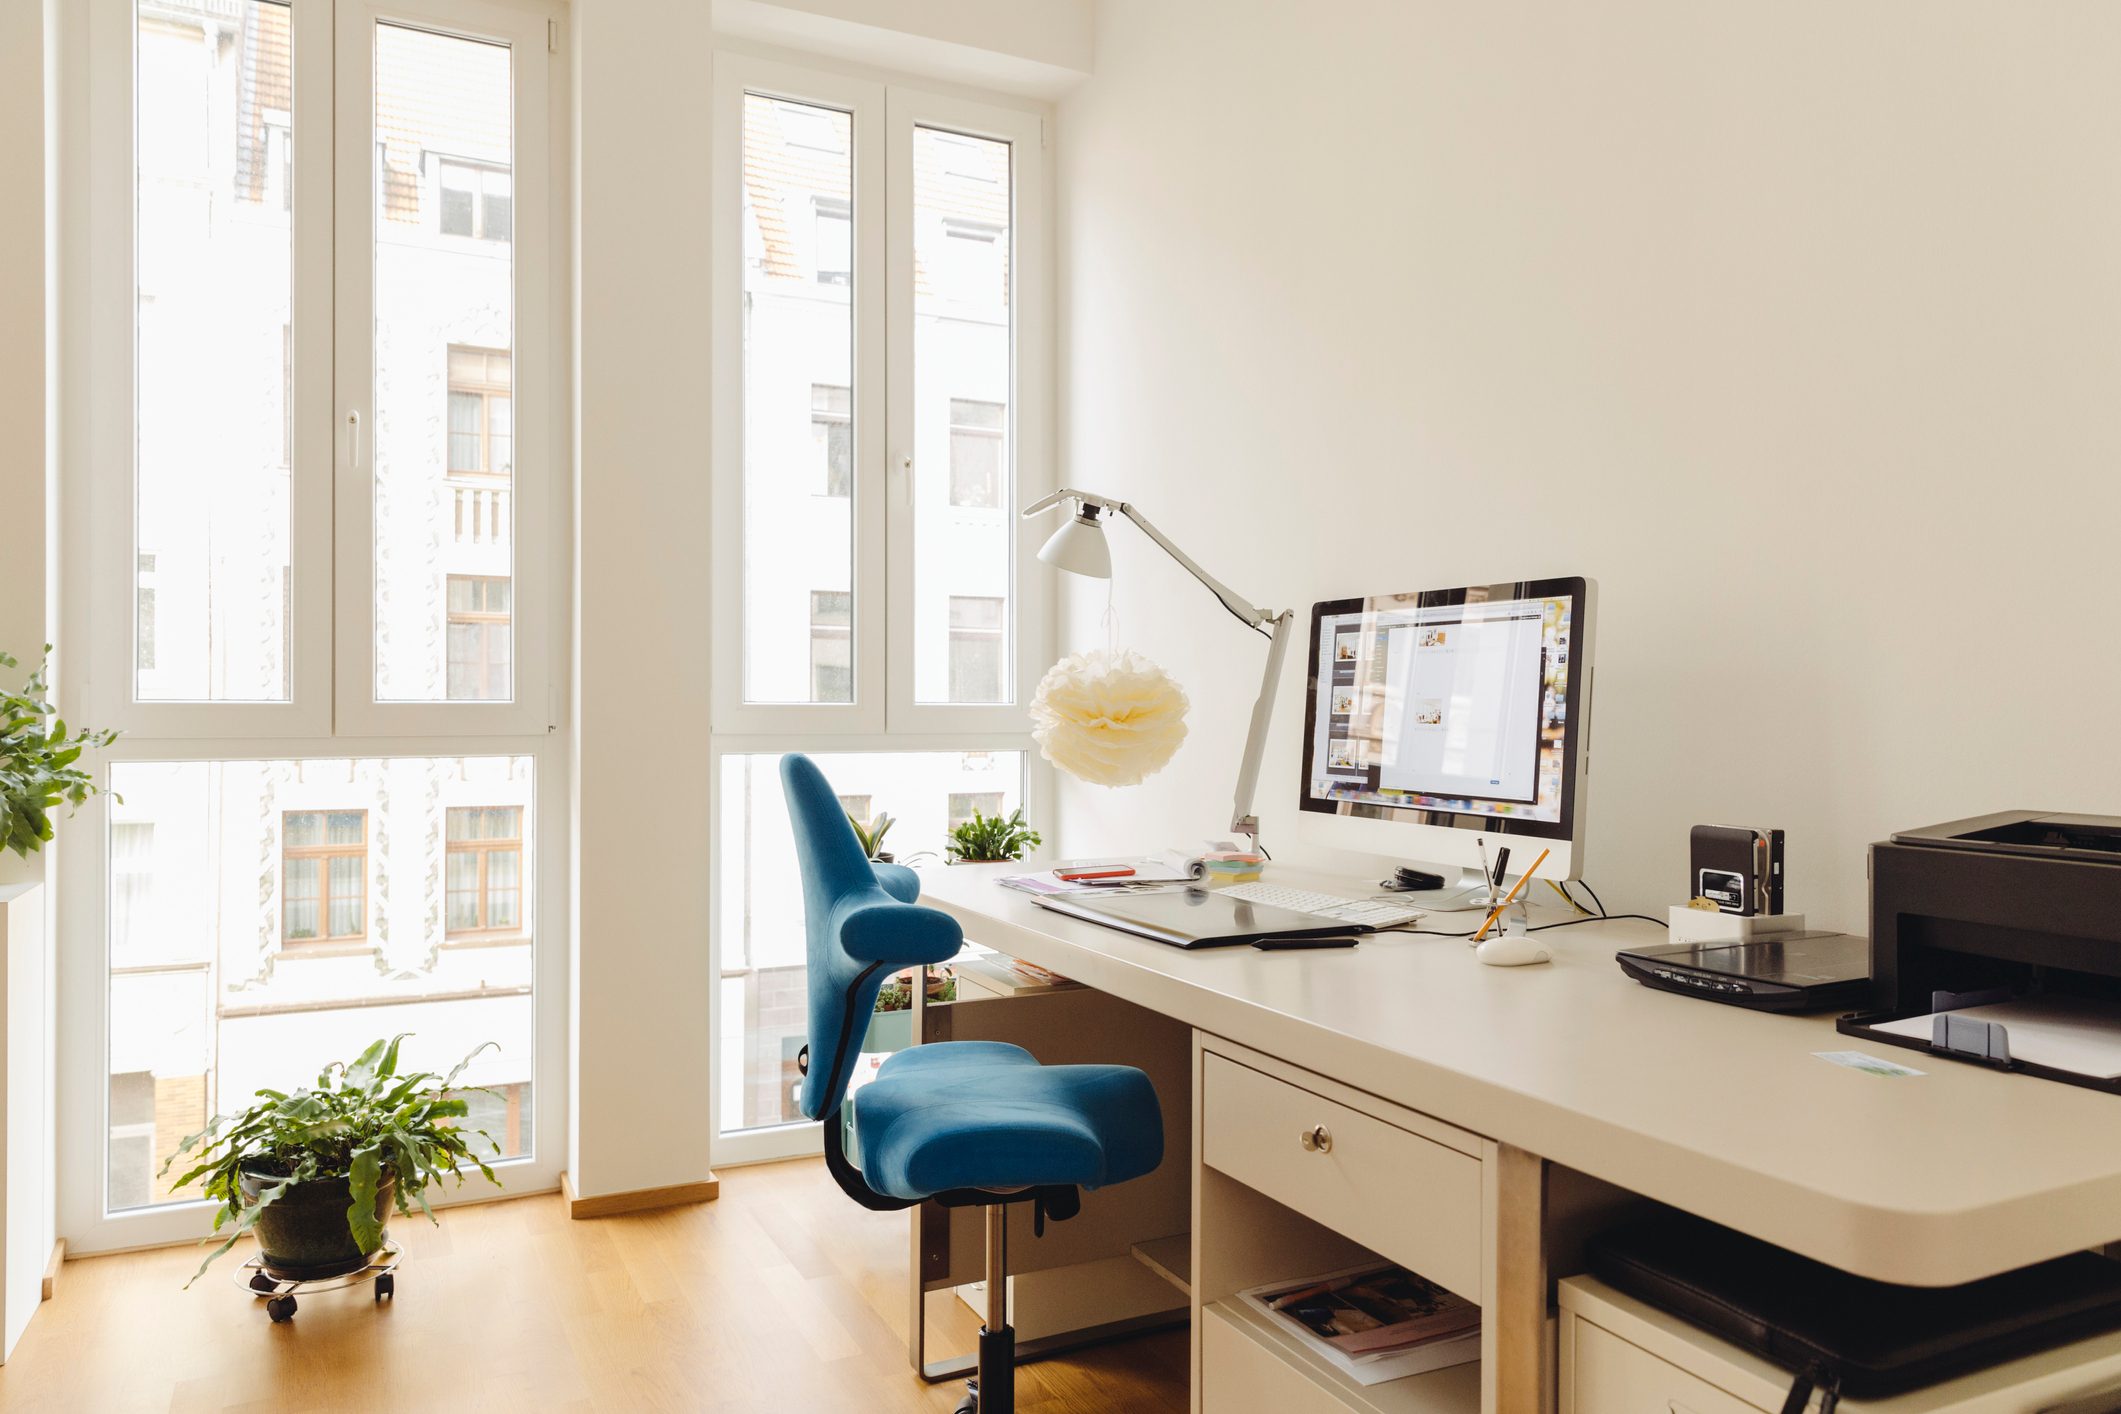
left=1838, top=811, right=2121, bottom=1093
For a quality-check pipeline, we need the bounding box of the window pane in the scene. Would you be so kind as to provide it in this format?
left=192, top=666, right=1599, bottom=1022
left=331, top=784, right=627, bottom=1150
left=135, top=0, right=294, bottom=702
left=949, top=398, right=1004, bottom=509
left=717, top=751, right=1024, bottom=1134
left=913, top=128, right=1013, bottom=703
left=448, top=391, right=483, bottom=470
left=439, top=163, right=474, bottom=235
left=372, top=26, right=514, bottom=702
left=742, top=95, right=854, bottom=704
left=108, top=756, right=537, bottom=1212
left=948, top=791, right=1005, bottom=830
left=810, top=383, right=851, bottom=498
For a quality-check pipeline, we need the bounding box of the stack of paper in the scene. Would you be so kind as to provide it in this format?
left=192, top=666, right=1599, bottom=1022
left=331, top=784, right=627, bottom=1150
left=1873, top=996, right=2121, bottom=1079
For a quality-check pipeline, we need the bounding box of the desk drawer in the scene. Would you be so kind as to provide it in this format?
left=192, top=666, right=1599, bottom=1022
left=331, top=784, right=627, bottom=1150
left=1200, top=1052, right=1483, bottom=1302
left=1201, top=1303, right=1346, bottom=1413
left=1565, top=1316, right=1764, bottom=1414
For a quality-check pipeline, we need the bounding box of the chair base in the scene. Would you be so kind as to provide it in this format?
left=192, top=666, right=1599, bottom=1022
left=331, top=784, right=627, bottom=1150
left=952, top=1324, right=1016, bottom=1414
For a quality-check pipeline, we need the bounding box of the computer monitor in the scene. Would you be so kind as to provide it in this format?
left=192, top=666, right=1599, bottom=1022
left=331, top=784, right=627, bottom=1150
left=1295, top=577, right=1595, bottom=897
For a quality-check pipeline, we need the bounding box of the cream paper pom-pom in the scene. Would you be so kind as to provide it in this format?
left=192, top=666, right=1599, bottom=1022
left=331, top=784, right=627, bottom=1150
left=1030, top=649, right=1191, bottom=787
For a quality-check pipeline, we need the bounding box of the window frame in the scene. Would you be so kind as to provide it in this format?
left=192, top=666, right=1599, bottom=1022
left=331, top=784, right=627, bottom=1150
left=445, top=804, right=525, bottom=940
left=947, top=396, right=1005, bottom=509
left=280, top=808, right=371, bottom=946
left=85, top=0, right=335, bottom=737
left=711, top=56, right=888, bottom=736
left=61, top=0, right=569, bottom=1258
left=707, top=55, right=1053, bottom=1166
left=809, top=381, right=852, bottom=497
left=333, top=0, right=559, bottom=736
left=709, top=57, right=1051, bottom=737
left=436, top=154, right=512, bottom=242
left=447, top=344, right=514, bottom=480
left=885, top=88, right=1048, bottom=732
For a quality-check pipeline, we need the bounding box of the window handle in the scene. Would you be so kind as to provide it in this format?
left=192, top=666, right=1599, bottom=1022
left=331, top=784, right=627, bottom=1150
left=345, top=410, right=362, bottom=468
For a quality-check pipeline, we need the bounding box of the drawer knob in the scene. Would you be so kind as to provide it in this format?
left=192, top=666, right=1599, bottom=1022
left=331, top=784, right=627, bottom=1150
left=1299, top=1125, right=1333, bottom=1153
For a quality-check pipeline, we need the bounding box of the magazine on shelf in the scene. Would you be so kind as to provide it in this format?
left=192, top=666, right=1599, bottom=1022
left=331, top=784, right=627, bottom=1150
left=1238, top=1263, right=1481, bottom=1387
left=952, top=945, right=1079, bottom=997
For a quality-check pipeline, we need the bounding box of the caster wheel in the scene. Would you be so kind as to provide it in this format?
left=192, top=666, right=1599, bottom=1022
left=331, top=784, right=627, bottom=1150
left=374, top=1272, right=394, bottom=1301
left=953, top=1380, right=978, bottom=1414
left=248, top=1272, right=278, bottom=1294
left=266, top=1296, right=297, bottom=1323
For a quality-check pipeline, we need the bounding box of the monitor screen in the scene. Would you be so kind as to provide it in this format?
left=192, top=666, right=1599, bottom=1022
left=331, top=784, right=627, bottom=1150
left=1299, top=577, right=1588, bottom=840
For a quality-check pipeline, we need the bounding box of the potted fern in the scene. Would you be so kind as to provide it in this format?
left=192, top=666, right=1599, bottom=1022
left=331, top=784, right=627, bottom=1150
left=945, top=807, right=1041, bottom=864
left=1, top=645, right=119, bottom=858
left=161, top=1036, right=504, bottom=1286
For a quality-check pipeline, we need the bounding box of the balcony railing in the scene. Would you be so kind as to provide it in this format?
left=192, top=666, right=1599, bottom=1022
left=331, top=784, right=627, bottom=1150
left=449, top=479, right=512, bottom=546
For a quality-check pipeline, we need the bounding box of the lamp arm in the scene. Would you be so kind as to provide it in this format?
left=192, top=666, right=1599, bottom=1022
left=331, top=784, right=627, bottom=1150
left=1024, top=487, right=1294, bottom=847
left=1230, top=609, right=1295, bottom=844
left=1025, top=487, right=1275, bottom=632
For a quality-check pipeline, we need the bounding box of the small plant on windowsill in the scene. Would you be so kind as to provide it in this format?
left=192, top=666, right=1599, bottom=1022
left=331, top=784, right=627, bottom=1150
left=0, top=645, right=120, bottom=858
left=849, top=810, right=896, bottom=863
left=945, top=807, right=1041, bottom=864
left=160, top=1035, right=504, bottom=1288
left=863, top=966, right=956, bottom=1053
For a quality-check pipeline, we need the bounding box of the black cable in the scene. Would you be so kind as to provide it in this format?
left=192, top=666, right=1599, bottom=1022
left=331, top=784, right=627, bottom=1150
left=1530, top=912, right=1667, bottom=933
left=1576, top=879, right=1610, bottom=918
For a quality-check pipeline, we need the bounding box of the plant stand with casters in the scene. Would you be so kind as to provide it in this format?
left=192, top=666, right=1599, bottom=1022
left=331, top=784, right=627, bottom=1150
left=232, top=1238, right=402, bottom=1323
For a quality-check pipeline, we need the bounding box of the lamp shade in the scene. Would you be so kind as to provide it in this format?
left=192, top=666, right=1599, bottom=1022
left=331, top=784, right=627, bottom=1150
left=1036, top=510, right=1112, bottom=579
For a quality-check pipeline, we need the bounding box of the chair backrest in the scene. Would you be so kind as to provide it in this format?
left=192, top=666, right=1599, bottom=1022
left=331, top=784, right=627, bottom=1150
left=781, top=753, right=963, bottom=1120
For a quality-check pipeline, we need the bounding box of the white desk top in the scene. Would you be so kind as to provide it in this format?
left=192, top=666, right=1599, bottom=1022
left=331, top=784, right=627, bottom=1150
left=919, top=862, right=2121, bottom=1287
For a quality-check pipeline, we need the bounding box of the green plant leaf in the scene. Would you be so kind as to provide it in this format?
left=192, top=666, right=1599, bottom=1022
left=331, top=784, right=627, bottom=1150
left=346, top=1143, right=385, bottom=1254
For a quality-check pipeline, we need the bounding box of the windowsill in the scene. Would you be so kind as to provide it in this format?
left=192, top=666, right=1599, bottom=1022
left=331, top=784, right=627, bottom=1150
left=442, top=931, right=531, bottom=950
left=277, top=940, right=375, bottom=960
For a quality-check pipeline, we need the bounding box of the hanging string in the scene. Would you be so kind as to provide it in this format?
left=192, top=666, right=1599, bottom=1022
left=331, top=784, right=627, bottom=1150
left=1102, top=576, right=1119, bottom=655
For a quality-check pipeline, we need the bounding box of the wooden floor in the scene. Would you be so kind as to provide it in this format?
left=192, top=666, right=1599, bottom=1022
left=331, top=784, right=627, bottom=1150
left=0, top=1158, right=1189, bottom=1413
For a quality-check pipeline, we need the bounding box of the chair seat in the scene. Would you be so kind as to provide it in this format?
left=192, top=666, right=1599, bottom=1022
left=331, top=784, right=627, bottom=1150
left=849, top=1041, right=1164, bottom=1201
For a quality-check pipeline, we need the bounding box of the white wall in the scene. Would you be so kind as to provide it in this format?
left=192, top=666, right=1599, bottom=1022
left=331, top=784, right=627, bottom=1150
left=570, top=0, right=720, bottom=1199
left=1054, top=0, right=2121, bottom=932
left=0, top=0, right=61, bottom=1356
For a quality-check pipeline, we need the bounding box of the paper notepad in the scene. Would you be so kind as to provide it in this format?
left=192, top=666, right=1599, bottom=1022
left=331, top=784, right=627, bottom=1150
left=1873, top=997, right=2121, bottom=1080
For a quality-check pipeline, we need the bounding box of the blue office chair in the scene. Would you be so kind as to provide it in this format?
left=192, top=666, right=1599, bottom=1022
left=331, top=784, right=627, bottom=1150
left=781, top=753, right=1164, bottom=1414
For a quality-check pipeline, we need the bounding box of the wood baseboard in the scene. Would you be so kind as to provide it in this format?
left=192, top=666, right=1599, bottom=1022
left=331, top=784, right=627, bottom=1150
left=559, top=1170, right=719, bottom=1219
left=42, top=1239, right=64, bottom=1301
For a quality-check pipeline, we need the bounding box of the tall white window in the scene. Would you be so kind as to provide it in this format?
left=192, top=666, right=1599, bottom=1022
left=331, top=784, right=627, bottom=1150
left=710, top=57, right=1049, bottom=1159
left=67, top=0, right=565, bottom=1253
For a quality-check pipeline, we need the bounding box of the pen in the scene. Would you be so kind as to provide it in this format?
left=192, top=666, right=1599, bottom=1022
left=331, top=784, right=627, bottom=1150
left=1491, top=846, right=1511, bottom=890
left=1476, top=839, right=1493, bottom=896
left=1474, top=847, right=1550, bottom=942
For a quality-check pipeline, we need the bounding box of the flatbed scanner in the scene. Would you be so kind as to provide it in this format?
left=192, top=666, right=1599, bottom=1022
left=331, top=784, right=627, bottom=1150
left=1838, top=812, right=2121, bottom=1093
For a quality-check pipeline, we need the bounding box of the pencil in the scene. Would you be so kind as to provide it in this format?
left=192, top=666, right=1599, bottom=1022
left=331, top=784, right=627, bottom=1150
left=1474, top=847, right=1550, bottom=942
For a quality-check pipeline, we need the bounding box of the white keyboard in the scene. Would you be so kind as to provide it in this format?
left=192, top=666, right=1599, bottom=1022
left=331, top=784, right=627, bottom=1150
left=1221, top=882, right=1425, bottom=929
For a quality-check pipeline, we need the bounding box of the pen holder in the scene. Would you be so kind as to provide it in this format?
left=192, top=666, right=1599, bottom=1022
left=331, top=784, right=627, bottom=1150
left=1480, top=897, right=1529, bottom=941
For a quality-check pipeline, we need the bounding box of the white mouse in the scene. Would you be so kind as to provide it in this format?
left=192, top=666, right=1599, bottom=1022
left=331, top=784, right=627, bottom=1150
left=1475, top=934, right=1551, bottom=967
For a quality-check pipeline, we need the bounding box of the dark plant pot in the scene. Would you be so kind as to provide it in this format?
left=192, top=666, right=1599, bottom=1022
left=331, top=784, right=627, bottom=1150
left=241, top=1169, right=396, bottom=1280
left=873, top=851, right=895, bottom=864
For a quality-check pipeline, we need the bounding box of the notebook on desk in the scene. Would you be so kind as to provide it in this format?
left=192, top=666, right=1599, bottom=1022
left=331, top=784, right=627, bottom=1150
left=1028, top=886, right=1374, bottom=949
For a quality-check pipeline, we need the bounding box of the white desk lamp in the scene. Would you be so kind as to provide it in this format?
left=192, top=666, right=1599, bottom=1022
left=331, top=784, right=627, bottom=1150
left=1023, top=489, right=1295, bottom=850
